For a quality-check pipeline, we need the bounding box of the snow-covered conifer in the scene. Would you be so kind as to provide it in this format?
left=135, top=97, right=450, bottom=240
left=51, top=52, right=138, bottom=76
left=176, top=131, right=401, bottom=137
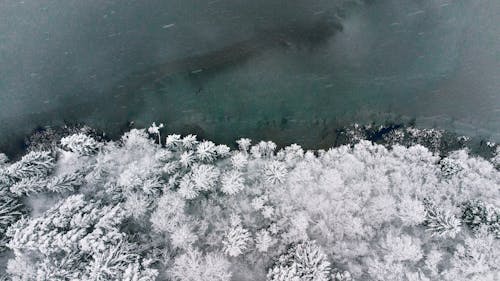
left=84, top=240, right=158, bottom=280
left=123, top=192, right=152, bottom=219
left=162, top=161, right=180, bottom=175
left=46, top=171, right=86, bottom=193
left=178, top=176, right=198, bottom=200
left=281, top=143, right=304, bottom=166
left=251, top=141, right=277, bottom=159
left=147, top=122, right=164, bottom=144
left=170, top=224, right=198, bottom=249
left=230, top=152, right=248, bottom=170
left=440, top=157, right=463, bottom=178
left=255, top=229, right=276, bottom=252
left=0, top=125, right=498, bottom=281
left=443, top=228, right=500, bottom=280
left=190, top=164, right=220, bottom=192
left=170, top=248, right=231, bottom=281
left=397, top=196, right=426, bottom=226
left=223, top=217, right=251, bottom=257
left=122, top=129, right=153, bottom=149
left=424, top=201, right=461, bottom=238
left=221, top=170, right=245, bottom=195
left=267, top=241, right=331, bottom=281
left=155, top=149, right=174, bottom=162
left=196, top=140, right=217, bottom=162
left=7, top=151, right=54, bottom=180
left=179, top=151, right=195, bottom=168
left=380, top=232, right=423, bottom=263
left=264, top=161, right=287, bottom=185
left=9, top=177, right=46, bottom=195
left=215, top=144, right=231, bottom=158
left=203, top=252, right=232, bottom=281
left=236, top=138, right=251, bottom=152
left=165, top=134, right=182, bottom=150
left=251, top=196, right=267, bottom=211
left=60, top=133, right=100, bottom=155
left=181, top=134, right=198, bottom=150
left=178, top=164, right=220, bottom=199
left=170, top=248, right=204, bottom=281
left=462, top=200, right=499, bottom=238
left=0, top=196, right=22, bottom=250
left=150, top=192, right=186, bottom=233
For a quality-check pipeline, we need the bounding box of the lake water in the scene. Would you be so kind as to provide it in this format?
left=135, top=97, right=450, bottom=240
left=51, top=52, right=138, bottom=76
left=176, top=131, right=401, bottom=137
left=1, top=0, right=499, bottom=154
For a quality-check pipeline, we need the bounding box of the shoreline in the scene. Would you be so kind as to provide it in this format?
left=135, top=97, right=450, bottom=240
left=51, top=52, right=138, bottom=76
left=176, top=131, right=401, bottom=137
left=2, top=119, right=497, bottom=162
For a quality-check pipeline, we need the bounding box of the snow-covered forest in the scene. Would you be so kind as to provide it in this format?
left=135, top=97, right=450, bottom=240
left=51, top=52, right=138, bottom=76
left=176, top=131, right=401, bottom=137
left=0, top=124, right=498, bottom=280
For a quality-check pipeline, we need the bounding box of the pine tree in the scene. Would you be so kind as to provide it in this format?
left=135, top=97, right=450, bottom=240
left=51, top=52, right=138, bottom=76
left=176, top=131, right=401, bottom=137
left=196, top=140, right=217, bottom=162
left=236, top=138, right=251, bottom=153
left=255, top=229, right=276, bottom=253
left=220, top=170, right=245, bottom=195
left=150, top=192, right=186, bottom=233
left=264, top=161, right=287, bottom=185
left=165, top=134, right=183, bottom=151
left=223, top=216, right=251, bottom=257
left=267, top=240, right=331, bottom=281
left=147, top=122, right=164, bottom=144
left=439, top=157, right=462, bottom=178
left=179, top=164, right=220, bottom=198
left=0, top=196, right=22, bottom=250
left=181, top=134, right=199, bottom=150
left=179, top=151, right=196, bottom=168
left=60, top=133, right=100, bottom=155
left=251, top=141, right=277, bottom=159
left=170, top=224, right=198, bottom=249
left=230, top=152, right=248, bottom=170
left=424, top=200, right=461, bottom=238
left=46, top=171, right=86, bottom=193
left=462, top=200, right=500, bottom=238
left=9, top=177, right=47, bottom=195
left=170, top=248, right=231, bottom=281
left=6, top=151, right=54, bottom=180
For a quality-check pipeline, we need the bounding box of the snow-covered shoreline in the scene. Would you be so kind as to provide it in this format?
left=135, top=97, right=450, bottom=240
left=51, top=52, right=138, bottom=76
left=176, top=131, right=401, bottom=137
left=0, top=125, right=498, bottom=280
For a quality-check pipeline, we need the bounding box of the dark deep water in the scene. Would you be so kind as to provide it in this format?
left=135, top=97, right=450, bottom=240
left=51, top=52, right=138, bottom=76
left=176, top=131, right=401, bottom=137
left=1, top=0, right=499, bottom=155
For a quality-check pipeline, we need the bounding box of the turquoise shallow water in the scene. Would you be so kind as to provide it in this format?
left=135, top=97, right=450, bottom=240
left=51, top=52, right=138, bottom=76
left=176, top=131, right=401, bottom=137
left=0, top=0, right=499, bottom=154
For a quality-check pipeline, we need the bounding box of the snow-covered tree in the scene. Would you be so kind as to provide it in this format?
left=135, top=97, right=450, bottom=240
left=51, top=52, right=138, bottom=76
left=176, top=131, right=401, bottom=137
left=462, top=200, right=499, bottom=238
left=264, top=161, right=287, bottom=185
left=6, top=151, right=54, bottom=180
left=255, top=229, right=276, bottom=253
left=223, top=216, right=251, bottom=257
left=5, top=194, right=157, bottom=280
left=196, top=140, right=217, bottom=162
left=170, top=248, right=231, bottom=281
left=220, top=170, right=245, bottom=195
left=60, top=133, right=100, bottom=155
left=0, top=125, right=498, bottom=280
left=147, top=122, right=164, bottom=144
left=150, top=192, right=187, bottom=234
left=267, top=241, right=331, bottom=281
left=424, top=200, right=462, bottom=238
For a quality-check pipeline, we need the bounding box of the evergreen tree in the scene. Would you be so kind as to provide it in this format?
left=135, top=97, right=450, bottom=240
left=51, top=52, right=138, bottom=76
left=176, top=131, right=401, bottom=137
left=424, top=200, right=461, bottom=238
left=267, top=241, right=331, bottom=281
left=462, top=200, right=500, bottom=238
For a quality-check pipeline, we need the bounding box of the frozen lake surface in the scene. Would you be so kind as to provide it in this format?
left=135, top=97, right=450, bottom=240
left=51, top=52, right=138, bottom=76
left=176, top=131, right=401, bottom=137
left=1, top=0, right=499, bottom=153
